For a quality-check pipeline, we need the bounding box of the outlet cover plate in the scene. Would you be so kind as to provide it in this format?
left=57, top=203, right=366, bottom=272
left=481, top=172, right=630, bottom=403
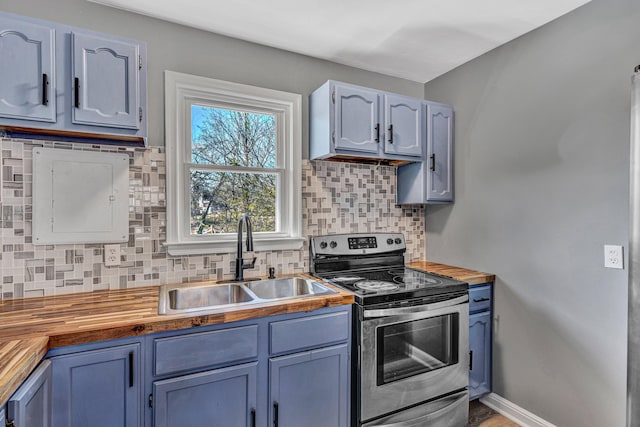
left=604, top=245, right=624, bottom=269
left=104, top=244, right=121, bottom=267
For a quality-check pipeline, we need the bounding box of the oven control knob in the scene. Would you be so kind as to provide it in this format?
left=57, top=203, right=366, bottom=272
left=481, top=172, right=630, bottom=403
left=387, top=238, right=393, bottom=245
left=394, top=238, right=402, bottom=244
left=319, top=241, right=327, bottom=249
left=330, top=241, right=337, bottom=249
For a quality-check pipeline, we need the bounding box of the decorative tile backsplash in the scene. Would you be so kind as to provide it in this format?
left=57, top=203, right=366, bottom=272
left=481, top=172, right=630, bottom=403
left=0, top=138, right=425, bottom=299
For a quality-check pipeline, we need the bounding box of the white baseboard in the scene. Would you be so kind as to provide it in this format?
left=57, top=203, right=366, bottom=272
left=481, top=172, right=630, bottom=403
left=479, top=393, right=556, bottom=427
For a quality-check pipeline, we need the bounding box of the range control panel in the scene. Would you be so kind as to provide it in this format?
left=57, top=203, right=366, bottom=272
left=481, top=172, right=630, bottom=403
left=348, top=236, right=377, bottom=249
left=311, top=233, right=405, bottom=257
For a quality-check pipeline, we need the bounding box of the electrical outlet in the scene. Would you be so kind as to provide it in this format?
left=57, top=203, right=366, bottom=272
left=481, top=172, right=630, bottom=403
left=604, top=245, right=624, bottom=269
left=104, top=244, right=121, bottom=267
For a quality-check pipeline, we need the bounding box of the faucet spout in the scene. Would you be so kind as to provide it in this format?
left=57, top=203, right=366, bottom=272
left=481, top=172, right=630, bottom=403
left=235, top=214, right=255, bottom=281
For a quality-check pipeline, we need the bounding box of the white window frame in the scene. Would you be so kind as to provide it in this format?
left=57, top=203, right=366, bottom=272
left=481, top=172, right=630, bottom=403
left=164, top=71, right=303, bottom=255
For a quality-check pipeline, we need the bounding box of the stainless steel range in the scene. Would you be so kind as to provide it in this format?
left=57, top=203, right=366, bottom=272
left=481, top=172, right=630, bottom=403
left=310, top=233, right=470, bottom=427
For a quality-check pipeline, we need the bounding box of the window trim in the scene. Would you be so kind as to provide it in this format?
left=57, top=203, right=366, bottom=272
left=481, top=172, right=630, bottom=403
left=164, top=71, right=303, bottom=255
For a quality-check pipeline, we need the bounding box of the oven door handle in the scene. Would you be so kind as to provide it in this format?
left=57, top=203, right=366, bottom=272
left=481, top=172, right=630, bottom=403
left=363, top=295, right=468, bottom=318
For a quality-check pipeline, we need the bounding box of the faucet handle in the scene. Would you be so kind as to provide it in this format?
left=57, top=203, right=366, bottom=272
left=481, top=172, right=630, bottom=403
left=242, top=256, right=256, bottom=270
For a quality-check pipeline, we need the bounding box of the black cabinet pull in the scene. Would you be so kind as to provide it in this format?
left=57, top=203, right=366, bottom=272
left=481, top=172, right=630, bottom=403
left=374, top=123, right=380, bottom=143
left=273, top=401, right=279, bottom=427
left=251, top=408, right=256, bottom=427
left=388, top=124, right=393, bottom=144
left=42, top=74, right=48, bottom=106
left=74, top=78, right=80, bottom=108
left=469, top=350, right=473, bottom=370
left=473, top=297, right=490, bottom=303
left=128, top=351, right=134, bottom=388
left=430, top=154, right=436, bottom=171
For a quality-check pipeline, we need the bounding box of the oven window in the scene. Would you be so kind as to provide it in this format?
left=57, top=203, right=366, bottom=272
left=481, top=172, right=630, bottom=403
left=376, top=313, right=459, bottom=385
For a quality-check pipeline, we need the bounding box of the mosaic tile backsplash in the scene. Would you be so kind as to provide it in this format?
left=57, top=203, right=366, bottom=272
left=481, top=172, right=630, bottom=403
left=0, top=138, right=425, bottom=299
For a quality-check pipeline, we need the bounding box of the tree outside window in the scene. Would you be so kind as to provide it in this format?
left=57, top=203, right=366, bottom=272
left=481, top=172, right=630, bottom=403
left=190, top=105, right=279, bottom=235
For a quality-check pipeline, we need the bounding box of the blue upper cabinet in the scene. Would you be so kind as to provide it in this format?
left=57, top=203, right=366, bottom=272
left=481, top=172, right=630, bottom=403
left=0, top=16, right=55, bottom=123
left=333, top=84, right=380, bottom=154
left=6, top=360, right=52, bottom=427
left=310, top=80, right=423, bottom=163
left=396, top=101, right=455, bottom=204
left=383, top=94, right=423, bottom=157
left=426, top=102, right=454, bottom=202
left=71, top=32, right=141, bottom=130
left=0, top=12, right=147, bottom=144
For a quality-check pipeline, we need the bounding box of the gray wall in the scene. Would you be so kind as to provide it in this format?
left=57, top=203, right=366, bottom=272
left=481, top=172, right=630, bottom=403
left=0, top=0, right=423, bottom=151
left=423, top=0, right=638, bottom=425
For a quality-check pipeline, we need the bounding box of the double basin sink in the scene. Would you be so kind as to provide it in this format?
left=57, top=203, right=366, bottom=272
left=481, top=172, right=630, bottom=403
left=158, top=277, right=337, bottom=315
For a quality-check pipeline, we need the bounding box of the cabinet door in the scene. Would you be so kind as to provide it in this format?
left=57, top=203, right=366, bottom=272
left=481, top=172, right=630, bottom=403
left=153, top=362, right=258, bottom=427
left=333, top=84, right=380, bottom=154
left=269, top=344, right=349, bottom=427
left=469, top=311, right=491, bottom=400
left=426, top=103, right=454, bottom=202
left=6, top=360, right=52, bottom=427
left=71, top=32, right=140, bottom=129
left=383, top=94, right=422, bottom=157
left=51, top=344, right=141, bottom=427
left=0, top=16, right=55, bottom=122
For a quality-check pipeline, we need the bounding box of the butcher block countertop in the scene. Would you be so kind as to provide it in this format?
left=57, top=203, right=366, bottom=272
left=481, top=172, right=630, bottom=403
left=0, top=275, right=353, bottom=406
left=409, top=261, right=495, bottom=285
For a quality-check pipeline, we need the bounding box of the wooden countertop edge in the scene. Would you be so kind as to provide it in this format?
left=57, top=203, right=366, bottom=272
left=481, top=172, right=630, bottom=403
left=46, top=291, right=354, bottom=348
left=0, top=337, right=49, bottom=407
left=408, top=261, right=495, bottom=285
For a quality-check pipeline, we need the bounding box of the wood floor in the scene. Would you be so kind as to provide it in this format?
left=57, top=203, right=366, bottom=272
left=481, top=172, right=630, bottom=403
left=468, top=401, right=521, bottom=427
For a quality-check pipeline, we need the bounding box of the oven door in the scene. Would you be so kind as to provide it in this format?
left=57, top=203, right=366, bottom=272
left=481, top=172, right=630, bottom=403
left=360, top=295, right=469, bottom=423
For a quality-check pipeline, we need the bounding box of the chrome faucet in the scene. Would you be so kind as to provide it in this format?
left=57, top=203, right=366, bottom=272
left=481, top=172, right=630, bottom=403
left=234, top=213, right=256, bottom=281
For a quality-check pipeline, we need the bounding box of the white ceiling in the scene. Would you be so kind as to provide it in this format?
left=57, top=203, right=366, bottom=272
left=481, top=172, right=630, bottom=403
left=90, top=0, right=591, bottom=83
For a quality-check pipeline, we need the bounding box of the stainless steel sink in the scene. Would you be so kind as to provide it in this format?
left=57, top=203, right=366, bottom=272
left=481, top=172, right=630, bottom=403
left=158, top=277, right=337, bottom=314
left=169, top=284, right=253, bottom=310
left=244, top=277, right=337, bottom=300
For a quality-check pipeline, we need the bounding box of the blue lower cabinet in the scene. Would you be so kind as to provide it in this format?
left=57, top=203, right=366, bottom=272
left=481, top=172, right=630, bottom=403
left=469, top=311, right=492, bottom=399
left=6, top=360, right=52, bottom=427
left=50, top=343, right=142, bottom=427
left=269, top=344, right=349, bottom=427
left=153, top=362, right=258, bottom=427
left=5, top=306, right=351, bottom=427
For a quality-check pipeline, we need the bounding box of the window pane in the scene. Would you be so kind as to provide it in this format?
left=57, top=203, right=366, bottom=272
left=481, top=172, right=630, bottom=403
left=190, top=170, right=276, bottom=234
left=191, top=105, right=277, bottom=168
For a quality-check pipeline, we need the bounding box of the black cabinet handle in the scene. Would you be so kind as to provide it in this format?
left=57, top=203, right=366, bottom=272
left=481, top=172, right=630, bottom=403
left=473, top=297, right=490, bottom=303
left=469, top=350, right=473, bottom=370
left=374, top=123, right=380, bottom=143
left=388, top=124, right=393, bottom=144
left=42, top=74, right=48, bottom=106
left=128, top=351, right=134, bottom=388
left=251, top=408, right=256, bottom=427
left=430, top=154, right=436, bottom=171
left=74, top=78, right=80, bottom=108
left=273, top=401, right=279, bottom=427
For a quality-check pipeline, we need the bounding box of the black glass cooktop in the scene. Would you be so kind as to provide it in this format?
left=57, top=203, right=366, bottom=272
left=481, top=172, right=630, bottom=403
left=315, top=266, right=468, bottom=305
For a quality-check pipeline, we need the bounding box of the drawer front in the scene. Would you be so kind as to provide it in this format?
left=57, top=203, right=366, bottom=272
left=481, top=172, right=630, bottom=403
left=270, top=311, right=349, bottom=355
left=154, top=325, right=258, bottom=376
left=469, top=285, right=492, bottom=313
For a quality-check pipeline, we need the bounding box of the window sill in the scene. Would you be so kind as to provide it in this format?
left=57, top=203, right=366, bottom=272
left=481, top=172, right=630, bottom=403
left=164, top=236, right=306, bottom=256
